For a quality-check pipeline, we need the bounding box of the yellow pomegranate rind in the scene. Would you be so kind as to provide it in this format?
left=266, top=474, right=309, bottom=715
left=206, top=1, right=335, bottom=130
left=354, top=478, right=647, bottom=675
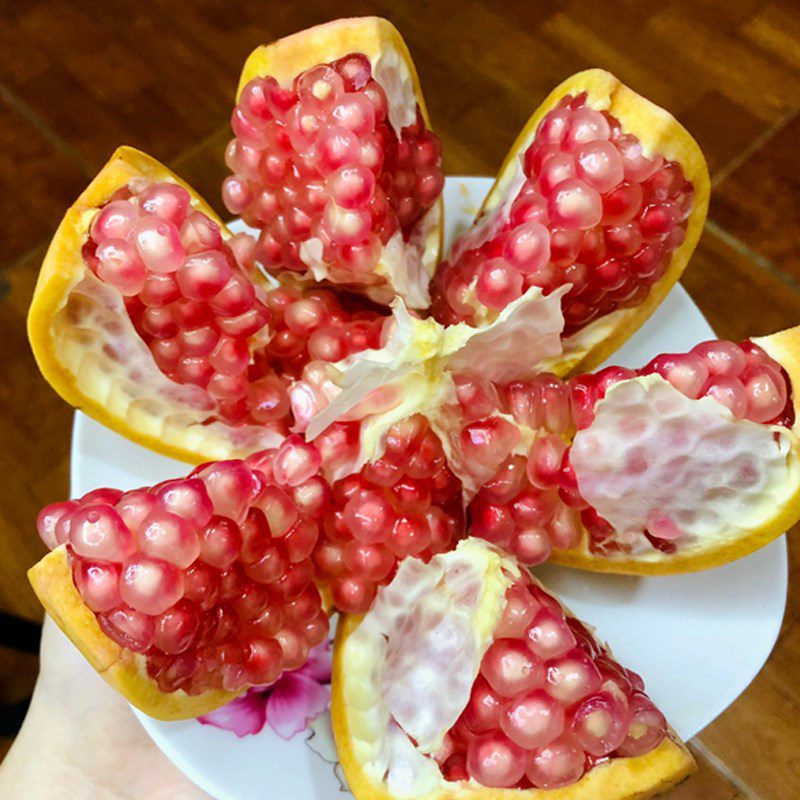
left=476, top=68, right=710, bottom=377
left=332, top=615, right=695, bottom=800
left=28, top=546, right=239, bottom=720
left=27, top=145, right=283, bottom=466
left=550, top=324, right=800, bottom=575
left=237, top=16, right=444, bottom=304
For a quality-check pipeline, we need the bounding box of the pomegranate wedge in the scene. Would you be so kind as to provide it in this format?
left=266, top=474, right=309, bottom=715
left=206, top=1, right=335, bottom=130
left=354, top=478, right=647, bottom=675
left=28, top=146, right=390, bottom=462
left=225, top=17, right=444, bottom=308
left=29, top=453, right=328, bottom=720
left=296, top=304, right=800, bottom=573
left=431, top=69, right=710, bottom=375
left=332, top=539, right=695, bottom=798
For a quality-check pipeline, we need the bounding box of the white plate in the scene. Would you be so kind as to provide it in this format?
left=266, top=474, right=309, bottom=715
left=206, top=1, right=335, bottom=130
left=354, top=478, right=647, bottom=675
left=71, top=177, right=787, bottom=800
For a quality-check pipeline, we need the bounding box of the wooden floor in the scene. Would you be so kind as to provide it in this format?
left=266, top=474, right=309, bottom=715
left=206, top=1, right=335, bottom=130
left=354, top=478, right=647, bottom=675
left=1, top=1, right=799, bottom=796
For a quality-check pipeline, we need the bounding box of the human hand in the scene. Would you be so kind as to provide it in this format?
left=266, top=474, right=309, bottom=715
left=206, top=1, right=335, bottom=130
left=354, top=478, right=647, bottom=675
left=0, top=617, right=213, bottom=799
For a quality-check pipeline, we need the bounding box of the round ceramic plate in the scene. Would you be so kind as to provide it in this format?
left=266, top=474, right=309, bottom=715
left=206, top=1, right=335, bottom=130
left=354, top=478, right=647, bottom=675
left=70, top=177, right=787, bottom=800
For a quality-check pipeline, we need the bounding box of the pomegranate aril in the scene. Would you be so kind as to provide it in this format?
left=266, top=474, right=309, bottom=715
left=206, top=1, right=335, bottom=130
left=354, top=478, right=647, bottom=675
left=244, top=637, right=283, bottom=685
left=120, top=555, right=184, bottom=616
left=98, top=606, right=155, bottom=653
left=525, top=736, right=585, bottom=789
left=466, top=732, right=527, bottom=788
left=526, top=607, right=577, bottom=660
left=616, top=693, right=667, bottom=757
left=570, top=689, right=629, bottom=756
left=502, top=688, right=565, bottom=749
left=68, top=504, right=135, bottom=562
left=153, top=600, right=201, bottom=654
left=37, top=500, right=78, bottom=550
left=462, top=675, right=504, bottom=732
left=91, top=200, right=138, bottom=241
left=199, top=516, right=242, bottom=570
left=133, top=216, right=184, bottom=273
left=742, top=363, right=788, bottom=423
left=331, top=574, right=376, bottom=614
left=72, top=560, right=122, bottom=612
left=546, top=648, right=602, bottom=706
left=481, top=638, right=545, bottom=697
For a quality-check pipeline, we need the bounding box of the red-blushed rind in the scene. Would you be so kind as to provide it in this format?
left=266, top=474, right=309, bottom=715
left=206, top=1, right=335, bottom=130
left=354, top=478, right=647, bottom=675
left=549, top=324, right=800, bottom=575
left=477, top=68, right=710, bottom=378
left=331, top=614, right=696, bottom=800
left=28, top=545, right=240, bottom=721
left=236, top=16, right=444, bottom=296
left=26, top=145, right=260, bottom=466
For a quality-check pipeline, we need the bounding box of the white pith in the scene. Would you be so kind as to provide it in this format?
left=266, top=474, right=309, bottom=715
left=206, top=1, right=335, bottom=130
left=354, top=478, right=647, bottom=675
left=303, top=286, right=567, bottom=488
left=57, top=202, right=282, bottom=459
left=571, top=374, right=800, bottom=555
left=339, top=539, right=518, bottom=798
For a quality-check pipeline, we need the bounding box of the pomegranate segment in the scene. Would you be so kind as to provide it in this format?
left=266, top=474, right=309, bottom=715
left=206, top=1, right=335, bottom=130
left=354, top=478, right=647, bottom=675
left=83, top=179, right=388, bottom=432
left=224, top=52, right=443, bottom=299
left=36, top=444, right=329, bottom=696
left=431, top=92, right=695, bottom=334
left=438, top=576, right=667, bottom=789
left=314, top=415, right=464, bottom=614
left=459, top=338, right=793, bottom=561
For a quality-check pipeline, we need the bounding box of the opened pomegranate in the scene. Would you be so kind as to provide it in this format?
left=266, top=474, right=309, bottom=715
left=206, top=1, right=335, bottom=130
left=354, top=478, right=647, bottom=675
left=432, top=91, right=694, bottom=335
left=82, top=177, right=388, bottom=431
left=440, top=575, right=666, bottom=788
left=35, top=446, right=328, bottom=698
left=226, top=19, right=444, bottom=308
left=458, top=337, right=794, bottom=564
left=332, top=539, right=695, bottom=800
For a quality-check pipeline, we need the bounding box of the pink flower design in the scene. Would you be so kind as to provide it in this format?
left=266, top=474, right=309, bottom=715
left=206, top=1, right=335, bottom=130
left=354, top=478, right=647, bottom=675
left=198, top=640, right=333, bottom=740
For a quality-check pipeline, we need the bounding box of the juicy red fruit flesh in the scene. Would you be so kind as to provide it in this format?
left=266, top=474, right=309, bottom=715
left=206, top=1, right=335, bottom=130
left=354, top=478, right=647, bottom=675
left=431, top=92, right=695, bottom=334
left=223, top=52, right=444, bottom=286
left=459, top=338, right=793, bottom=562
left=36, top=439, right=329, bottom=696
left=437, top=577, right=667, bottom=789
left=83, top=179, right=387, bottom=432
left=313, top=415, right=464, bottom=614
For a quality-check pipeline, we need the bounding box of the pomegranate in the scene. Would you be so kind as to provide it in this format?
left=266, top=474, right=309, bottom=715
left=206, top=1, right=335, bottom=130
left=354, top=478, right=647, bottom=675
left=431, top=69, right=709, bottom=376
left=83, top=176, right=388, bottom=433
left=459, top=337, right=795, bottom=564
left=34, top=445, right=328, bottom=703
left=332, top=539, right=696, bottom=797
left=227, top=17, right=443, bottom=308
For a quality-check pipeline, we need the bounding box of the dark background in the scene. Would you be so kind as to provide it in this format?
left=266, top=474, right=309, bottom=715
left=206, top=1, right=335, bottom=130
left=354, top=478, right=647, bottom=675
left=1, top=1, right=799, bottom=795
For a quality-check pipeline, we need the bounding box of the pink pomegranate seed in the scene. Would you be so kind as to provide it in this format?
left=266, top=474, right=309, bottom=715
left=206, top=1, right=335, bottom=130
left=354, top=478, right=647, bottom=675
left=742, top=363, right=788, bottom=423
left=342, top=489, right=394, bottom=544
left=526, top=434, right=568, bottom=489
left=525, top=736, right=585, bottom=789
left=501, top=688, right=565, bottom=749
left=180, top=210, right=223, bottom=254
left=95, top=239, right=147, bottom=296
left=466, top=732, right=527, bottom=788
left=571, top=689, right=630, bottom=756
left=176, top=251, right=232, bottom=300
left=91, top=200, right=138, bottom=241
left=72, top=560, right=122, bottom=612
left=98, top=606, right=155, bottom=652
left=153, top=600, right=201, bottom=655
left=704, top=377, right=747, bottom=418
left=272, top=436, right=322, bottom=487
left=119, top=555, right=184, bottom=616
left=471, top=499, right=515, bottom=548
left=133, top=216, right=184, bottom=273
left=525, top=607, right=577, bottom=661
left=575, top=140, right=624, bottom=193
left=68, top=504, right=135, bottom=562
left=645, top=352, right=709, bottom=399
left=139, top=510, right=201, bottom=568
left=197, top=461, right=259, bottom=524
left=154, top=478, right=214, bottom=529
left=692, top=340, right=747, bottom=377
left=462, top=675, right=504, bottom=732
left=197, top=516, right=242, bottom=570
left=37, top=500, right=78, bottom=550
left=616, top=693, right=667, bottom=757
left=481, top=639, right=545, bottom=697
left=476, top=258, right=523, bottom=309
left=331, top=574, right=376, bottom=615
left=546, top=648, right=602, bottom=706
left=139, top=182, right=190, bottom=226
left=510, top=528, right=552, bottom=565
